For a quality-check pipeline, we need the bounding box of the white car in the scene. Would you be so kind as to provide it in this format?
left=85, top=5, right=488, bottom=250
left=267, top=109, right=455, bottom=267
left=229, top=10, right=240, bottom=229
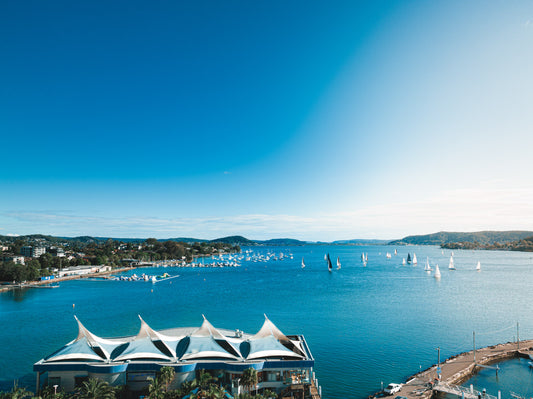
left=384, top=383, right=402, bottom=395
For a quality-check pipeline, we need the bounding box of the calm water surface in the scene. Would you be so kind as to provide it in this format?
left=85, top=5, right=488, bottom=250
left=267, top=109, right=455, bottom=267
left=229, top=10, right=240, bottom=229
left=1, top=245, right=533, bottom=398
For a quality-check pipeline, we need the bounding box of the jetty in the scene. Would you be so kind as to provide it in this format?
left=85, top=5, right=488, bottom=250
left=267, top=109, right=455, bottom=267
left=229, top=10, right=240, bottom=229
left=375, top=339, right=533, bottom=399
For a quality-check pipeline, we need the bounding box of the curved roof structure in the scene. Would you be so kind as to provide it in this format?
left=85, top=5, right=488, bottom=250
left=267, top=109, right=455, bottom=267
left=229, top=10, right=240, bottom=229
left=244, top=315, right=305, bottom=360
left=114, top=316, right=178, bottom=361
left=38, top=315, right=308, bottom=365
left=45, top=316, right=128, bottom=363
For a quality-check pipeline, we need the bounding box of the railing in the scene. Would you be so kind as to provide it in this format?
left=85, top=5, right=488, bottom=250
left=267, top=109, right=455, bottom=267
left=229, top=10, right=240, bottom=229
left=435, top=382, right=497, bottom=399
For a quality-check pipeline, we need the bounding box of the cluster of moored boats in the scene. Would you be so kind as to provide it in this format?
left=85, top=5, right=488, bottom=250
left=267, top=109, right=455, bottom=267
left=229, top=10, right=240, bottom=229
left=112, top=272, right=171, bottom=283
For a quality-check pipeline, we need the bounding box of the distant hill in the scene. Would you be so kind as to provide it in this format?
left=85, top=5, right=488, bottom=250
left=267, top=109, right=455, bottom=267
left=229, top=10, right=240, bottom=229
left=209, top=236, right=256, bottom=246
left=164, top=237, right=208, bottom=244
left=256, top=238, right=308, bottom=246
left=389, top=231, right=533, bottom=246
left=332, top=239, right=390, bottom=245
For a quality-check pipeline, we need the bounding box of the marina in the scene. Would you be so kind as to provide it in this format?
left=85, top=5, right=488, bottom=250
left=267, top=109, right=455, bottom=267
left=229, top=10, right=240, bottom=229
left=3, top=245, right=533, bottom=398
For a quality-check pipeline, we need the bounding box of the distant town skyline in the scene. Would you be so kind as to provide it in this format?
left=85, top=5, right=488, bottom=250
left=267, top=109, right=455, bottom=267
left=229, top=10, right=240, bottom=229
left=2, top=1, right=533, bottom=241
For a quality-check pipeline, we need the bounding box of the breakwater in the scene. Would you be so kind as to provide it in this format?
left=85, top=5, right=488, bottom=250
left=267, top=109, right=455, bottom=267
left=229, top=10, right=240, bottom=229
left=379, top=339, right=533, bottom=399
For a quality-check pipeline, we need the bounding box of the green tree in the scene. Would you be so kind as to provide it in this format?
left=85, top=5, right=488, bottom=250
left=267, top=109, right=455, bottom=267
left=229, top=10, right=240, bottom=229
left=0, top=382, right=32, bottom=399
left=77, top=378, right=116, bottom=399
left=147, top=377, right=165, bottom=399
left=158, top=366, right=175, bottom=389
left=240, top=368, right=258, bottom=396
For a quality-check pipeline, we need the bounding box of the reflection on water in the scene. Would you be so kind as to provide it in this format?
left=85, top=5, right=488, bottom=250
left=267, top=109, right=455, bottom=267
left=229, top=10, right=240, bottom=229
left=1, top=287, right=33, bottom=302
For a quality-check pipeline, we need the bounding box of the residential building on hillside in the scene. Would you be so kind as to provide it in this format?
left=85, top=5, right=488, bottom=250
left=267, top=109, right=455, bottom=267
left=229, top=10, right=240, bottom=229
left=20, top=246, right=46, bottom=258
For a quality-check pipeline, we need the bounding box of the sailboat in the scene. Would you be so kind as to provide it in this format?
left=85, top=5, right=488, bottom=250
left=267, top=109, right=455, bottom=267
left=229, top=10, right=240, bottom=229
left=424, top=257, right=432, bottom=272
left=412, top=253, right=418, bottom=265
left=406, top=253, right=412, bottom=264
left=402, top=258, right=406, bottom=265
left=336, top=257, right=341, bottom=270
left=394, top=249, right=398, bottom=256
left=448, top=255, right=456, bottom=270
left=326, top=253, right=333, bottom=272
left=301, top=257, right=305, bottom=269
left=361, top=253, right=365, bottom=262
left=476, top=261, right=481, bottom=271
left=434, top=264, right=441, bottom=279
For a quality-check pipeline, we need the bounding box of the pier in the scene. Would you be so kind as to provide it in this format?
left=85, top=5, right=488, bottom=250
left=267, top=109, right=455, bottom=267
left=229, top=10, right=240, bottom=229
left=376, top=339, right=533, bottom=399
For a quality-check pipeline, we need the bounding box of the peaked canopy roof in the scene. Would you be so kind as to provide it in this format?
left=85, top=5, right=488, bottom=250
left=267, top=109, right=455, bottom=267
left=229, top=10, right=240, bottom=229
left=40, top=315, right=308, bottom=364
left=45, top=316, right=128, bottom=362
left=178, top=315, right=242, bottom=360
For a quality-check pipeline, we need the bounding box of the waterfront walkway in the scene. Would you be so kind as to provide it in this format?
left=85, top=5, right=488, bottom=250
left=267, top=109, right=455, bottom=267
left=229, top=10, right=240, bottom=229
left=378, top=339, right=533, bottom=399
left=0, top=266, right=135, bottom=293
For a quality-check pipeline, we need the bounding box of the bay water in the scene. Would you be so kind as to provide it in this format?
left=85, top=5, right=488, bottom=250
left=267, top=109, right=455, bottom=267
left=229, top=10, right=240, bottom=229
left=1, top=245, right=533, bottom=398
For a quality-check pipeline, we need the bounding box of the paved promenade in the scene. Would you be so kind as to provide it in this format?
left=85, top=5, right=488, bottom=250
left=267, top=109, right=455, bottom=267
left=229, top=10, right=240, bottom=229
left=375, top=339, right=533, bottom=399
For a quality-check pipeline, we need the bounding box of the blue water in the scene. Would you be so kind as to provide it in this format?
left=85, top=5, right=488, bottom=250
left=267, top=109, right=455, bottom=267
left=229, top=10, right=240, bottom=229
left=2, top=245, right=533, bottom=398
left=462, top=358, right=533, bottom=399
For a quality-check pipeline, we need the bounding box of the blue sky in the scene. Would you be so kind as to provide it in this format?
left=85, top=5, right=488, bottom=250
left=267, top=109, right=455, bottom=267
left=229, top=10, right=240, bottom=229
left=2, top=0, right=533, bottom=241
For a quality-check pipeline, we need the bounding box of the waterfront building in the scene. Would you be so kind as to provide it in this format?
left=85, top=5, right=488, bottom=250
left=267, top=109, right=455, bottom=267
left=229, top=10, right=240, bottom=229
left=20, top=246, right=46, bottom=258
left=54, top=265, right=112, bottom=277
left=1, top=254, right=25, bottom=265
left=34, top=315, right=317, bottom=397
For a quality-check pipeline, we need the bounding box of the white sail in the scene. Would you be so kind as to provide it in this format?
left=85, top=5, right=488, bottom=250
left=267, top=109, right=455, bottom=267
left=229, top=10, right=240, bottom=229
left=394, top=249, right=397, bottom=256
left=336, top=257, right=341, bottom=270
left=301, top=257, right=305, bottom=269
left=402, top=258, right=406, bottom=265
left=476, top=261, right=481, bottom=271
left=448, top=255, right=456, bottom=270
left=434, top=264, right=441, bottom=279
left=424, top=257, right=431, bottom=271
left=412, top=253, right=417, bottom=265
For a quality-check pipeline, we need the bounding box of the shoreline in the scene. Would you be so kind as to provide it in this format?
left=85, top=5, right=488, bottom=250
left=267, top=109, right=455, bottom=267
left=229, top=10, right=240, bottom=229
left=0, top=266, right=135, bottom=293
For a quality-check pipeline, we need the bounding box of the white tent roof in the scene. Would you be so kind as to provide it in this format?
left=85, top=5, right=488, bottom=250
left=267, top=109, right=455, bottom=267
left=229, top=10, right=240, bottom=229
left=114, top=316, right=176, bottom=361
left=45, top=316, right=127, bottom=362
left=178, top=316, right=241, bottom=360
left=40, top=315, right=307, bottom=364
left=247, top=315, right=305, bottom=359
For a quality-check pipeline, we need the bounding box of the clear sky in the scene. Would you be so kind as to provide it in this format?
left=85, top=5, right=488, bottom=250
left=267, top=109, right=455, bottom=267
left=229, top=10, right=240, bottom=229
left=2, top=0, right=533, bottom=241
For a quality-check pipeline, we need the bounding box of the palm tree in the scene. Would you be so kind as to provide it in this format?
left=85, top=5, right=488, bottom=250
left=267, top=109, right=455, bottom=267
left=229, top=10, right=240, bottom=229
left=240, top=368, right=258, bottom=396
left=0, top=383, right=31, bottom=399
left=77, top=378, right=116, bottom=399
left=147, top=376, right=165, bottom=399
left=158, top=366, right=175, bottom=388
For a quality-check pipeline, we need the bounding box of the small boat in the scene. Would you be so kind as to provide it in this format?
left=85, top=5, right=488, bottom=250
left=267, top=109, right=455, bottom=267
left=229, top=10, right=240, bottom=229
left=327, top=253, right=333, bottom=272
left=151, top=276, right=157, bottom=283
left=402, top=258, right=406, bottom=265
left=406, top=253, right=412, bottom=264
left=476, top=261, right=481, bottom=271
left=424, top=257, right=432, bottom=272
left=449, top=255, right=456, bottom=270
left=434, top=264, right=441, bottom=279
left=394, top=249, right=397, bottom=256
left=336, top=257, right=341, bottom=270
left=412, top=253, right=417, bottom=265
left=386, top=252, right=392, bottom=259
left=301, top=257, right=306, bottom=269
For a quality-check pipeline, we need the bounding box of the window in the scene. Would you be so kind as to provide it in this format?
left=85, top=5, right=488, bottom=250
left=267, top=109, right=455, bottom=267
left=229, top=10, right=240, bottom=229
left=48, top=377, right=61, bottom=387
